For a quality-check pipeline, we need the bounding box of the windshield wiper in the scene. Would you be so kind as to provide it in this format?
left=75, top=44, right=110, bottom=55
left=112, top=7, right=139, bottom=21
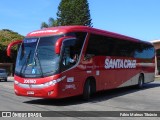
left=34, top=52, right=44, bottom=77
left=20, top=50, right=31, bottom=76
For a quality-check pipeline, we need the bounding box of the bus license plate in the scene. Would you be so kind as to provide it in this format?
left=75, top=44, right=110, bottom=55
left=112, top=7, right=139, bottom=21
left=27, top=91, right=34, bottom=95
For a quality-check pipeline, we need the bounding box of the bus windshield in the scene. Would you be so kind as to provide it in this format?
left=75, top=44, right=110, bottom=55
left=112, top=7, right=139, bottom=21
left=15, top=35, right=62, bottom=78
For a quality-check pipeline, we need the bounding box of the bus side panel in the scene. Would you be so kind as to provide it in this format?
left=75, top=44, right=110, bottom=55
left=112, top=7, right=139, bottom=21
left=99, top=56, right=155, bottom=89
left=58, top=67, right=88, bottom=98
left=141, top=58, right=155, bottom=83
left=118, top=58, right=155, bottom=87
left=93, top=56, right=140, bottom=90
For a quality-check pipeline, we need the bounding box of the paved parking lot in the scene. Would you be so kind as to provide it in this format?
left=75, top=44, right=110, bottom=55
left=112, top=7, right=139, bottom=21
left=0, top=77, right=160, bottom=119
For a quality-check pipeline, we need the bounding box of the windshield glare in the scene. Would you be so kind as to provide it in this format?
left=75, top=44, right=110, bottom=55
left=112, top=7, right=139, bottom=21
left=15, top=36, right=61, bottom=78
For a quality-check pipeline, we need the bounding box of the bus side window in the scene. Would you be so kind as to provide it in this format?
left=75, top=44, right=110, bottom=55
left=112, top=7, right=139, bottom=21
left=60, top=39, right=78, bottom=71
left=62, top=47, right=78, bottom=65
left=85, top=34, right=116, bottom=57
left=62, top=47, right=71, bottom=66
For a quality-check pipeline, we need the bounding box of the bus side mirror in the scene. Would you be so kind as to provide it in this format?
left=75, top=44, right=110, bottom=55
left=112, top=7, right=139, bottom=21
left=55, top=36, right=76, bottom=54
left=7, top=40, right=22, bottom=57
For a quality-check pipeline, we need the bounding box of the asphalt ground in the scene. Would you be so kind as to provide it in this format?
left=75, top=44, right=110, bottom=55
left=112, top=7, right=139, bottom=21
left=0, top=77, right=160, bottom=120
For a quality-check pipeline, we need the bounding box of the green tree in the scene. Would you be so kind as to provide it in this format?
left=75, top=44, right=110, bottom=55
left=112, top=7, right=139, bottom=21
left=57, top=0, right=92, bottom=27
left=0, top=29, right=24, bottom=63
left=41, top=22, right=49, bottom=29
left=41, top=17, right=58, bottom=29
left=48, top=18, right=58, bottom=27
left=0, top=29, right=23, bottom=46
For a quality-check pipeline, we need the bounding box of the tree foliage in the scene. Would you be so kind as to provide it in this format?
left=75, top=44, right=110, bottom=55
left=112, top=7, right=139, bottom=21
left=41, top=22, right=49, bottom=29
left=0, top=29, right=23, bottom=47
left=57, top=0, right=92, bottom=27
left=41, top=0, right=92, bottom=28
left=0, top=29, right=24, bottom=63
left=41, top=18, right=58, bottom=29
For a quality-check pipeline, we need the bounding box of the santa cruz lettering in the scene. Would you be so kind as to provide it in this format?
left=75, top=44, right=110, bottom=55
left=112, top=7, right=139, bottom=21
left=105, top=58, right=136, bottom=69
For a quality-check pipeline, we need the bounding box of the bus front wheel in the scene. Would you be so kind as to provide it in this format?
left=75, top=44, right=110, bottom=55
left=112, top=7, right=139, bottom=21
left=83, top=80, right=91, bottom=100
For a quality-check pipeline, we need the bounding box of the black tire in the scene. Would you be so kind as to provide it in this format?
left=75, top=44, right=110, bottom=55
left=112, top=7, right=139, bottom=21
left=83, top=80, right=91, bottom=100
left=137, top=75, right=144, bottom=89
left=5, top=78, right=7, bottom=82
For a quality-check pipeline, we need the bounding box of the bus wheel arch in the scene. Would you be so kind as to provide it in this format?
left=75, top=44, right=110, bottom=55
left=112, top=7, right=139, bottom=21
left=83, top=76, right=96, bottom=100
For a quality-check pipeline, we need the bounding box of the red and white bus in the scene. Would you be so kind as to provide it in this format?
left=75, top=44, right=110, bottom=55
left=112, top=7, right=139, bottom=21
left=7, top=26, right=155, bottom=100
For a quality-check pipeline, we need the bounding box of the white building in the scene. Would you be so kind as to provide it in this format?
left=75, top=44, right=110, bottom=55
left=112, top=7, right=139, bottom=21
left=150, top=39, right=160, bottom=76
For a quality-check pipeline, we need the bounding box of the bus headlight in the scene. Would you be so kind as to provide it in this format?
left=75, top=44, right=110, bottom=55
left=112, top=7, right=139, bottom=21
left=14, top=76, right=66, bottom=89
left=44, top=80, right=56, bottom=87
left=44, top=76, right=66, bottom=87
left=49, top=81, right=54, bottom=86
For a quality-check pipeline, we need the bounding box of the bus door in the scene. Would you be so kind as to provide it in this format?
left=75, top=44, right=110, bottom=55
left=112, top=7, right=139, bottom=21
left=58, top=37, right=83, bottom=96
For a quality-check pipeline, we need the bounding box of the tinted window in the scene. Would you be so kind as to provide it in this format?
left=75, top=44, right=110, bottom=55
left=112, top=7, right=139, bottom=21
left=60, top=32, right=87, bottom=72
left=86, top=34, right=116, bottom=56
left=134, top=43, right=155, bottom=59
left=66, top=32, right=87, bottom=54
left=114, top=40, right=135, bottom=57
left=86, top=34, right=154, bottom=59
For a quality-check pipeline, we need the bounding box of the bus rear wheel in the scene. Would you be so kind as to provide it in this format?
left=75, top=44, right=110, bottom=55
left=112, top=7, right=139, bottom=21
left=137, top=74, right=144, bottom=89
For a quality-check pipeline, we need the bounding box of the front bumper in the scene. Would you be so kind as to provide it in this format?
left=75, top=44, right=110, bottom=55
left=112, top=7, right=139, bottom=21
left=14, top=84, right=59, bottom=98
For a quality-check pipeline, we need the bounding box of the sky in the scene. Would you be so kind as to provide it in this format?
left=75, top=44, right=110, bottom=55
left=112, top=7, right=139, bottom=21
left=0, top=0, right=160, bottom=41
